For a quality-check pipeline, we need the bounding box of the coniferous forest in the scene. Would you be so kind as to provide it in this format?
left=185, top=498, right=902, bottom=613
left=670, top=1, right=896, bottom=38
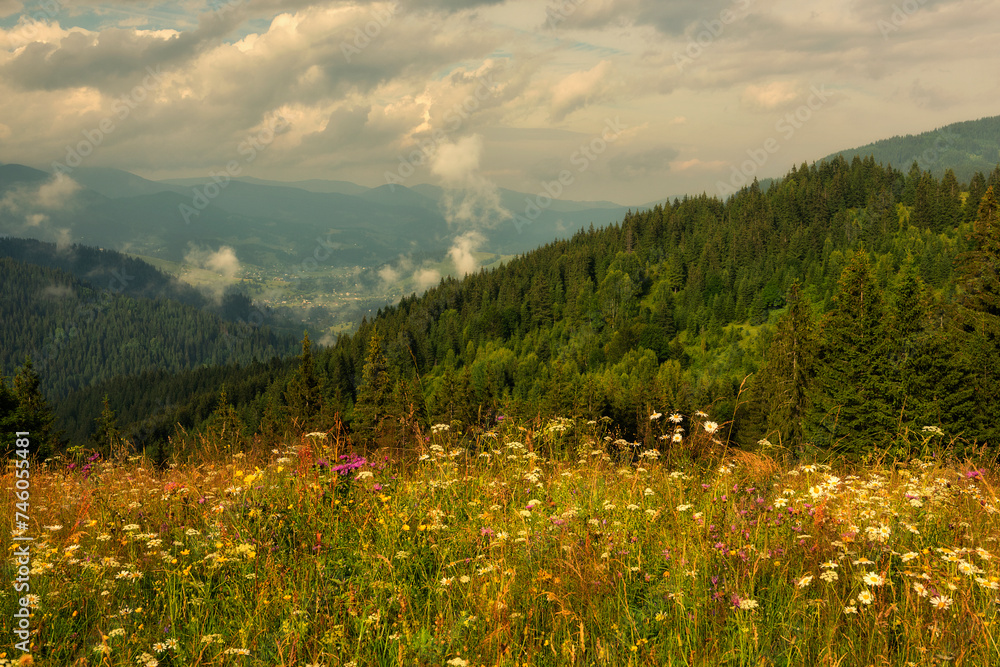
left=4, top=154, right=998, bottom=464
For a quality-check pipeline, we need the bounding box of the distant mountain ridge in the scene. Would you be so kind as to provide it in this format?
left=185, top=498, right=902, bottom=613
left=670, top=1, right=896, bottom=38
left=821, top=115, right=1000, bottom=183
left=0, top=163, right=636, bottom=266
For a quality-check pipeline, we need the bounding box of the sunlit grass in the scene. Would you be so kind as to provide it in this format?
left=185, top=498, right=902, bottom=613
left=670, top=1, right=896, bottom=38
left=3, top=417, right=999, bottom=666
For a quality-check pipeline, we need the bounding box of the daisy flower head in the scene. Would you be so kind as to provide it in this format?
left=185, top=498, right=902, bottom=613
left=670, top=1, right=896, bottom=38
left=930, top=595, right=953, bottom=610
left=857, top=590, right=874, bottom=605
left=862, top=572, right=885, bottom=587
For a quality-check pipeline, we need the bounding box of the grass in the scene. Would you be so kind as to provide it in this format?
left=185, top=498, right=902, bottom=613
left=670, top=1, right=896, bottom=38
left=2, top=415, right=1000, bottom=666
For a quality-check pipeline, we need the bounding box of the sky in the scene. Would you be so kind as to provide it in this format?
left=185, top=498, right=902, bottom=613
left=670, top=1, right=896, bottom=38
left=1, top=0, right=998, bottom=207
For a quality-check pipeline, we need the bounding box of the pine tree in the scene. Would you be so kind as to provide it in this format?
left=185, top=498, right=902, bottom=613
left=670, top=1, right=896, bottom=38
left=751, top=282, right=818, bottom=450
left=353, top=329, right=393, bottom=440
left=952, top=186, right=1000, bottom=444
left=92, top=395, right=125, bottom=458
left=285, top=332, right=324, bottom=431
left=207, top=387, right=245, bottom=454
left=0, top=375, right=20, bottom=456
left=808, top=251, right=895, bottom=458
left=12, top=357, right=60, bottom=459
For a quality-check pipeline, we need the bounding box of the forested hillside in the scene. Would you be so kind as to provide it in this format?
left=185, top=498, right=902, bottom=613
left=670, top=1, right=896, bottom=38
left=0, top=237, right=208, bottom=307
left=25, top=155, right=1000, bottom=461
left=823, top=114, right=1000, bottom=184
left=0, top=258, right=298, bottom=397
left=313, top=155, right=1000, bottom=458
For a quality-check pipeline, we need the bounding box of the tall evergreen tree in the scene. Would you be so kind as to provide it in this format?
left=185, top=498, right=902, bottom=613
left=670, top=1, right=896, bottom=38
left=0, top=374, right=20, bottom=455
left=751, top=282, right=818, bottom=450
left=952, top=186, right=1000, bottom=444
left=92, top=395, right=124, bottom=458
left=353, top=329, right=393, bottom=440
left=808, top=251, right=895, bottom=457
left=12, top=357, right=59, bottom=459
left=285, top=332, right=324, bottom=431
left=206, top=387, right=245, bottom=453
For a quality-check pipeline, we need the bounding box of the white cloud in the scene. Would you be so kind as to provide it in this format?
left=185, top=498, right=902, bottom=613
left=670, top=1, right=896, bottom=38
left=36, top=172, right=81, bottom=208
left=184, top=244, right=242, bottom=280
left=378, top=264, right=400, bottom=284
left=431, top=134, right=511, bottom=227
left=0, top=0, right=996, bottom=204
left=447, top=230, right=485, bottom=276
left=412, top=267, right=441, bottom=290
left=550, top=60, right=617, bottom=121
left=740, top=81, right=801, bottom=111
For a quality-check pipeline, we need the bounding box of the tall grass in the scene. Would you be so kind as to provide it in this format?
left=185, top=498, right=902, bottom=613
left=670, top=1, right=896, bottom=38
left=2, top=416, right=999, bottom=666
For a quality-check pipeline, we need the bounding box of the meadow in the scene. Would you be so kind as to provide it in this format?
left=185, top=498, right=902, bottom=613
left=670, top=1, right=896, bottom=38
left=2, top=415, right=999, bottom=667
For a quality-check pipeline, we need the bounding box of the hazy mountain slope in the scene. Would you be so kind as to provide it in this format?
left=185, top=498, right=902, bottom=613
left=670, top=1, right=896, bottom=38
left=0, top=256, right=298, bottom=398
left=822, top=115, right=1000, bottom=182
left=0, top=237, right=207, bottom=307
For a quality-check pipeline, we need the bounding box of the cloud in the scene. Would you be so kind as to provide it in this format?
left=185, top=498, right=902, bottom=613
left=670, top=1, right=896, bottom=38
left=36, top=172, right=82, bottom=208
left=671, top=158, right=728, bottom=171
left=431, top=134, right=510, bottom=227
left=0, top=0, right=996, bottom=205
left=184, top=244, right=242, bottom=280
left=378, top=264, right=400, bottom=284
left=0, top=173, right=80, bottom=224
left=543, top=0, right=742, bottom=36
left=609, top=146, right=679, bottom=178
left=432, top=133, right=485, bottom=184
left=0, top=0, right=20, bottom=17
left=740, top=81, right=801, bottom=111
left=448, top=230, right=484, bottom=276
left=412, top=266, right=441, bottom=290
left=54, top=227, right=73, bottom=251
left=40, top=283, right=74, bottom=299
left=550, top=60, right=617, bottom=121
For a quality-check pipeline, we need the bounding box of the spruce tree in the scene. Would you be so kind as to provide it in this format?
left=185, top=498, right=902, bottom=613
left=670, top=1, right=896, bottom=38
left=12, top=357, right=59, bottom=459
left=751, top=282, right=817, bottom=450
left=285, top=332, right=324, bottom=431
left=952, top=186, right=1000, bottom=444
left=353, top=329, right=393, bottom=440
left=92, top=395, right=124, bottom=458
left=0, top=375, right=19, bottom=456
left=207, top=387, right=245, bottom=454
left=808, top=251, right=895, bottom=458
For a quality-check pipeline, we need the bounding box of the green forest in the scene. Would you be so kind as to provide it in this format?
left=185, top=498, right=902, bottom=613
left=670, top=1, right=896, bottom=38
left=3, top=154, right=1000, bottom=463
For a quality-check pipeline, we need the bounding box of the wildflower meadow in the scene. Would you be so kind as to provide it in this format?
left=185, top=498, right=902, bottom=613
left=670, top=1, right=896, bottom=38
left=3, top=415, right=1000, bottom=666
